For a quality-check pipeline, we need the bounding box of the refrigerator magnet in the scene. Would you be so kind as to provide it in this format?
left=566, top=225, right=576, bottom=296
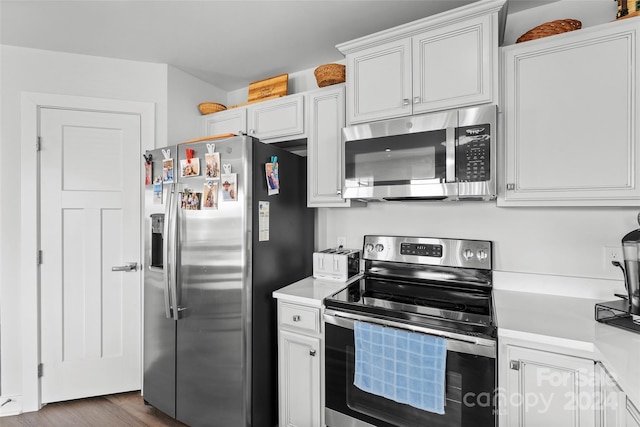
left=181, top=149, right=200, bottom=177
left=181, top=188, right=202, bottom=210
left=265, top=160, right=279, bottom=196
left=205, top=152, right=220, bottom=180
left=162, top=159, right=174, bottom=183
left=144, top=154, right=153, bottom=185
left=258, top=201, right=270, bottom=242
left=221, top=173, right=237, bottom=201
left=202, top=182, right=218, bottom=210
left=153, top=178, right=163, bottom=204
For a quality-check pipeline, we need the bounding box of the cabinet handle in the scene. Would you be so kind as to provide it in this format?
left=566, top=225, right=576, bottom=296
left=309, top=349, right=316, bottom=357
left=292, top=315, right=301, bottom=322
left=413, top=96, right=420, bottom=104
left=402, top=98, right=410, bottom=106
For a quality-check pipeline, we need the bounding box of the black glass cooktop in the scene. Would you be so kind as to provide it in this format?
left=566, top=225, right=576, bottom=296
left=324, top=276, right=496, bottom=338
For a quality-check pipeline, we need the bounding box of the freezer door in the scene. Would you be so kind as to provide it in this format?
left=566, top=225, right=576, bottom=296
left=142, top=147, right=177, bottom=417
left=174, top=136, right=250, bottom=427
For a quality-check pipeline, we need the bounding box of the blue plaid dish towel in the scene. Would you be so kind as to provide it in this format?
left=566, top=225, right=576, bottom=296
left=353, top=321, right=447, bottom=415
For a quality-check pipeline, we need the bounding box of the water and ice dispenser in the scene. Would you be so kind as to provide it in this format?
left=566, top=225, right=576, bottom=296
left=150, top=213, right=164, bottom=269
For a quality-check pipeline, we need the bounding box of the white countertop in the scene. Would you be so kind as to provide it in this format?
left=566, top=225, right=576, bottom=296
left=494, top=288, right=640, bottom=407
left=272, top=275, right=357, bottom=307
left=273, top=272, right=640, bottom=407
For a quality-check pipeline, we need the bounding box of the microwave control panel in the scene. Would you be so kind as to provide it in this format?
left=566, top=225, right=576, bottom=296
left=456, top=124, right=490, bottom=182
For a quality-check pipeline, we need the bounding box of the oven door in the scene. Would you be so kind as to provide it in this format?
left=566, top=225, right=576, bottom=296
left=342, top=110, right=457, bottom=201
left=324, top=311, right=496, bottom=427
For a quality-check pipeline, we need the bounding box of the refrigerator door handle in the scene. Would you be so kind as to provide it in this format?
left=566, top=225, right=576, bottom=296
left=162, top=183, right=174, bottom=319
left=170, top=185, right=180, bottom=321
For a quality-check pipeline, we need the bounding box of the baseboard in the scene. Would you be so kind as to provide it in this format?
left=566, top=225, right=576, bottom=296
left=0, top=395, right=22, bottom=417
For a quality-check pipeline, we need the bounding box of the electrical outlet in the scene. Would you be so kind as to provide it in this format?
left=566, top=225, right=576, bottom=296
left=604, top=245, right=624, bottom=273
left=337, top=236, right=347, bottom=248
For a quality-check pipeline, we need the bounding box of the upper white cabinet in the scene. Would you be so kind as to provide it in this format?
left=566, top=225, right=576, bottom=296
left=202, top=107, right=247, bottom=137
left=247, top=94, right=305, bottom=142
left=306, top=84, right=357, bottom=207
left=500, top=18, right=640, bottom=206
left=337, top=0, right=504, bottom=125
left=201, top=94, right=305, bottom=143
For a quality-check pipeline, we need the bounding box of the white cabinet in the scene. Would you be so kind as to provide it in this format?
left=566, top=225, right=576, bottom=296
left=338, top=1, right=502, bottom=125
left=503, top=345, right=596, bottom=427
left=596, top=362, right=626, bottom=427
left=500, top=19, right=640, bottom=206
left=201, top=94, right=305, bottom=143
left=276, top=301, right=322, bottom=427
left=202, top=107, right=247, bottom=137
left=247, top=94, right=305, bottom=142
left=628, top=398, right=640, bottom=427
left=306, top=84, right=358, bottom=207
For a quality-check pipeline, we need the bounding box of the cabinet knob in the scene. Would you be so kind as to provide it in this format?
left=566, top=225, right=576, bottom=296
left=292, top=315, right=301, bottom=322
left=309, top=349, right=316, bottom=357
left=336, top=189, right=342, bottom=195
left=506, top=183, right=515, bottom=191
left=413, top=96, right=420, bottom=104
left=402, top=98, right=410, bottom=106
left=249, top=129, right=256, bottom=135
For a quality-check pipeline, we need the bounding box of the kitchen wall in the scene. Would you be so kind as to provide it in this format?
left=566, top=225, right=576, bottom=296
left=0, top=45, right=223, bottom=405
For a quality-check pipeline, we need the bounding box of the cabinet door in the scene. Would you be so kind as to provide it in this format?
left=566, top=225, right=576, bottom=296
left=346, top=38, right=412, bottom=124
left=247, top=94, right=304, bottom=142
left=278, top=330, right=321, bottom=427
left=505, top=346, right=596, bottom=427
left=596, top=362, right=625, bottom=427
left=413, top=14, right=494, bottom=114
left=307, top=85, right=353, bottom=207
left=201, top=107, right=247, bottom=137
left=628, top=398, right=640, bottom=427
left=501, top=21, right=640, bottom=206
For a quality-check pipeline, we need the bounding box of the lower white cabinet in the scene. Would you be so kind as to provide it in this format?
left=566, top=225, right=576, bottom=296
left=503, top=345, right=596, bottom=427
left=277, top=301, right=322, bottom=427
left=597, top=362, right=626, bottom=427
left=628, top=399, right=640, bottom=427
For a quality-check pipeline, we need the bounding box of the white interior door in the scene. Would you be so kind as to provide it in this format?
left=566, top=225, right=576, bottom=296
left=39, top=107, right=142, bottom=404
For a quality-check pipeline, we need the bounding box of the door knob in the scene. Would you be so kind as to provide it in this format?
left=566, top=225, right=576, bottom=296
left=111, top=262, right=139, bottom=272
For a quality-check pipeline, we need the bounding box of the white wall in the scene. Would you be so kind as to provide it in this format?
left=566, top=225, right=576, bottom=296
left=167, top=65, right=227, bottom=144
left=318, top=203, right=637, bottom=283
left=0, top=45, right=170, bottom=405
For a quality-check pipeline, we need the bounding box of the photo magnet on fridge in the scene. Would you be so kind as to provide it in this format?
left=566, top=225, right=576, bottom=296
left=265, top=161, right=279, bottom=195
left=202, top=182, right=218, bottom=210
left=163, top=159, right=174, bottom=183
left=221, top=173, right=237, bottom=201
left=205, top=152, right=221, bottom=179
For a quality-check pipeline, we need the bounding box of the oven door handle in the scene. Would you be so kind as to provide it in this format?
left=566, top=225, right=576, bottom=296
left=324, top=310, right=496, bottom=359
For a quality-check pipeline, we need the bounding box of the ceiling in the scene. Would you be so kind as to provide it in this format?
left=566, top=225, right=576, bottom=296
left=0, top=0, right=549, bottom=92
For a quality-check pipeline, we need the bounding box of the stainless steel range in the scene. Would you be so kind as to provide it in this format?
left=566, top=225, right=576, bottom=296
left=323, top=235, right=496, bottom=427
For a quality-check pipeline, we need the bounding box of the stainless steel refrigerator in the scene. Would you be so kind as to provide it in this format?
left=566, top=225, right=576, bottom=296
left=142, top=135, right=314, bottom=427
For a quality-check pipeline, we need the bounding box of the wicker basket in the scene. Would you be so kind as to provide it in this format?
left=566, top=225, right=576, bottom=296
left=198, top=102, right=227, bottom=115
left=314, top=64, right=346, bottom=88
left=516, top=19, right=582, bottom=43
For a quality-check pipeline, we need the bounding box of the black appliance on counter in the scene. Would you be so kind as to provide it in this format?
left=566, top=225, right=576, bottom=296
left=596, top=222, right=640, bottom=334
left=323, top=235, right=497, bottom=427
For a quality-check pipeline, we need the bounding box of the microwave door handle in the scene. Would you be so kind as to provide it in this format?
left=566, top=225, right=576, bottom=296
left=445, top=127, right=456, bottom=183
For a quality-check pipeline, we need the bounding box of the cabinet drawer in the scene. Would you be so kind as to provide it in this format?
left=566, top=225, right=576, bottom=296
left=279, top=302, right=320, bottom=334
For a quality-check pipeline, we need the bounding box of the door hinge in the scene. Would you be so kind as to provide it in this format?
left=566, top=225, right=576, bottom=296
left=37, top=250, right=43, bottom=265
left=38, top=363, right=43, bottom=378
left=36, top=136, right=41, bottom=152
left=510, top=360, right=520, bottom=371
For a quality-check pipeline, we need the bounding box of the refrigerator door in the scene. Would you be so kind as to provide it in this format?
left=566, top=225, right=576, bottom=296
left=143, top=146, right=177, bottom=417
left=174, top=136, right=250, bottom=427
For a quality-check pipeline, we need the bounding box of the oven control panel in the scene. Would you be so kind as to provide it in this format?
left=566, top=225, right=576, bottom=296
left=363, top=235, right=492, bottom=270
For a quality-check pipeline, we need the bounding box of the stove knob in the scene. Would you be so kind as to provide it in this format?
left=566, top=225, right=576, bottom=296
left=365, top=243, right=374, bottom=253
left=463, top=249, right=474, bottom=260
left=477, top=249, right=488, bottom=261
left=375, top=244, right=384, bottom=252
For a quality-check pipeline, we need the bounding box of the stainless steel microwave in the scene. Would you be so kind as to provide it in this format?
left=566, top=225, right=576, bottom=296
left=342, top=105, right=497, bottom=201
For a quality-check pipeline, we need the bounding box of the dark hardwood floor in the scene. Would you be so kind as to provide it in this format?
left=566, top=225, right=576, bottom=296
left=1, top=391, right=188, bottom=427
